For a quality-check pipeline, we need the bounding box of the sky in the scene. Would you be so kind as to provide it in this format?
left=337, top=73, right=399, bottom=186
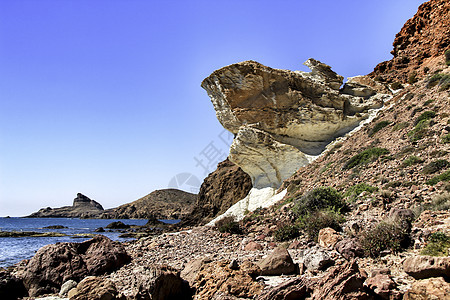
left=0, top=0, right=426, bottom=217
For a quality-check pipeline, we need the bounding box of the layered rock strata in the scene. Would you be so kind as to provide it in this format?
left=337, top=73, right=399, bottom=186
left=202, top=59, right=389, bottom=189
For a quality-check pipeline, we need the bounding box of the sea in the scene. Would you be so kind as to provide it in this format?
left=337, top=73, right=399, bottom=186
left=0, top=217, right=177, bottom=268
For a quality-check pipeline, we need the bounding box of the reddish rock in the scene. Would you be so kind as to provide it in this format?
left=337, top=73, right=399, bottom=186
left=0, top=268, right=28, bottom=299
left=403, top=255, right=450, bottom=279
left=180, top=257, right=211, bottom=286
left=403, top=277, right=450, bottom=300
left=244, top=241, right=263, bottom=251
left=256, top=276, right=314, bottom=300
left=318, top=227, right=341, bottom=249
left=257, top=247, right=296, bottom=276
left=364, top=274, right=399, bottom=299
left=17, top=236, right=130, bottom=297
left=335, top=238, right=365, bottom=260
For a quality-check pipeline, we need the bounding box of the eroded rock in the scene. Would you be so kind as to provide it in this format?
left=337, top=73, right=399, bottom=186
left=403, top=277, right=450, bottom=300
left=403, top=255, right=450, bottom=279
left=303, top=246, right=334, bottom=271
left=69, top=276, right=119, bottom=300
left=257, top=247, right=296, bottom=276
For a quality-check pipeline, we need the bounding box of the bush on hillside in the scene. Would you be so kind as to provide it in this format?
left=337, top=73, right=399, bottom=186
left=215, top=216, right=241, bottom=234
left=422, top=160, right=450, bottom=175
left=445, top=49, right=450, bottom=66
left=421, top=232, right=450, bottom=256
left=427, top=73, right=450, bottom=91
left=343, top=148, right=390, bottom=170
left=273, top=224, right=300, bottom=242
left=427, top=170, right=450, bottom=185
left=368, top=121, right=391, bottom=137
left=402, top=155, right=424, bottom=167
left=298, top=210, right=344, bottom=241
left=441, top=133, right=450, bottom=144
left=292, top=187, right=347, bottom=216
left=344, top=183, right=378, bottom=201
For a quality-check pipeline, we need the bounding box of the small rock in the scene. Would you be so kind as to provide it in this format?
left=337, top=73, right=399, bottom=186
left=303, top=246, right=334, bottom=271
left=229, top=259, right=239, bottom=270
left=335, top=238, right=364, bottom=260
left=364, top=274, right=397, bottom=299
left=318, top=227, right=341, bottom=249
left=69, top=276, right=118, bottom=300
left=245, top=241, right=263, bottom=251
left=257, top=247, right=296, bottom=275
left=59, top=279, right=77, bottom=296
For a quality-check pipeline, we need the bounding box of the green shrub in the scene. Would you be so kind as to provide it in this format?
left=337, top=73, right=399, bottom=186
left=427, top=73, right=450, bottom=91
left=408, top=119, right=431, bottom=142
left=425, top=193, right=450, bottom=211
left=423, top=99, right=434, bottom=106
left=441, top=133, right=450, bottom=144
left=298, top=210, right=344, bottom=241
left=360, top=218, right=411, bottom=258
left=403, top=155, right=424, bottom=167
left=427, top=170, right=450, bottom=185
left=369, top=121, right=391, bottom=137
left=414, top=111, right=436, bottom=125
left=343, top=148, right=390, bottom=170
left=390, top=82, right=403, bottom=90
left=215, top=216, right=241, bottom=234
left=273, top=224, right=300, bottom=241
left=422, top=160, right=450, bottom=174
left=392, top=122, right=409, bottom=131
left=292, top=187, right=346, bottom=216
left=420, top=232, right=450, bottom=256
left=408, top=72, right=418, bottom=84
left=344, top=183, right=378, bottom=200
left=445, top=49, right=450, bottom=66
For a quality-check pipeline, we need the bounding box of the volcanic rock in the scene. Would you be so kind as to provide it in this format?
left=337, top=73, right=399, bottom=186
left=364, top=274, right=398, bottom=300
left=105, top=221, right=130, bottom=229
left=17, top=235, right=130, bottom=297
left=202, top=59, right=387, bottom=188
left=335, top=238, right=365, bottom=261
left=256, top=276, right=314, bottom=300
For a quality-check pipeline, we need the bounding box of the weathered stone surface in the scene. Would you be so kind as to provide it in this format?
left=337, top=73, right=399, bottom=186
left=257, top=247, right=296, bottom=275
left=181, top=159, right=252, bottom=226
left=59, top=279, right=77, bottom=297
left=364, top=274, right=398, bottom=299
left=310, top=260, right=373, bottom=300
left=318, top=227, right=342, bottom=249
left=0, top=268, right=28, bottom=300
left=303, top=246, right=334, bottom=271
left=202, top=59, right=386, bottom=188
left=256, top=276, right=314, bottom=300
left=244, top=241, right=264, bottom=251
left=69, top=276, right=119, bottom=300
left=180, top=257, right=211, bottom=286
left=105, top=221, right=130, bottom=229
left=17, top=236, right=130, bottom=297
left=193, top=260, right=262, bottom=299
left=403, top=255, right=450, bottom=279
left=403, top=277, right=450, bottom=300
left=335, top=238, right=365, bottom=260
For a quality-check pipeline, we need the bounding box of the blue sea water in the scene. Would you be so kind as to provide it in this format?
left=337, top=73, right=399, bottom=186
left=0, top=217, right=157, bottom=268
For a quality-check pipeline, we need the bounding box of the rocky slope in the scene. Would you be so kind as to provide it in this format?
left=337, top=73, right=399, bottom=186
left=26, top=193, right=104, bottom=219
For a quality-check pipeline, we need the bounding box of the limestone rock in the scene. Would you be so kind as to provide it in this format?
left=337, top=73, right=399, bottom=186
left=202, top=59, right=386, bottom=188
left=318, top=227, right=342, bottom=249
left=303, top=246, right=334, bottom=271
left=17, top=236, right=130, bottom=297
left=69, top=276, right=119, bottom=300
left=403, top=277, right=450, bottom=300
left=257, top=247, right=296, bottom=275
left=403, top=255, right=450, bottom=279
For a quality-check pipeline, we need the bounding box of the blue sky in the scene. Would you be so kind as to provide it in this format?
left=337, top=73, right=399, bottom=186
left=0, top=0, right=425, bottom=216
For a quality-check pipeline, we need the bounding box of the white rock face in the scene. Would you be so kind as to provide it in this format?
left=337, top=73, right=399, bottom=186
left=202, top=59, right=391, bottom=189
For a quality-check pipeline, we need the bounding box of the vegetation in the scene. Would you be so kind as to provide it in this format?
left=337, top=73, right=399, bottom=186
left=392, top=122, right=409, bottom=131
left=343, top=147, right=390, bottom=170
left=360, top=218, right=411, bottom=258
left=422, top=159, right=450, bottom=174
left=427, top=73, right=450, bottom=91
left=441, top=133, right=450, bottom=144
left=423, top=99, right=434, bottom=106
left=420, top=232, right=450, bottom=256
left=344, top=183, right=378, bottom=201
left=297, top=210, right=344, bottom=241
left=408, top=72, right=418, bottom=84
left=215, top=216, right=241, bottom=234
left=292, top=187, right=347, bottom=216
left=274, top=224, right=300, bottom=242
left=368, top=121, right=391, bottom=137
left=402, top=155, right=424, bottom=167
left=414, top=111, right=436, bottom=125
left=390, top=82, right=403, bottom=90
left=426, top=170, right=450, bottom=185
left=407, top=111, right=436, bottom=142
left=446, top=49, right=450, bottom=66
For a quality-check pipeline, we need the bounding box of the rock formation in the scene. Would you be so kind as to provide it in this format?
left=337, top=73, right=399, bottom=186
left=202, top=58, right=389, bottom=189
left=26, top=193, right=104, bottom=218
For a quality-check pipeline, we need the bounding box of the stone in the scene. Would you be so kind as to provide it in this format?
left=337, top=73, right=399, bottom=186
left=202, top=59, right=386, bottom=188
left=194, top=260, right=262, bottom=299
left=403, top=255, right=450, bottom=279
left=403, top=277, right=450, bottom=300
left=318, top=227, right=341, bottom=249
left=257, top=247, right=296, bottom=275
left=310, top=260, right=372, bottom=300
left=180, top=257, right=211, bottom=286
left=335, top=238, right=365, bottom=260
left=256, top=276, right=314, bottom=300
left=59, top=279, right=77, bottom=297
left=244, top=241, right=263, bottom=251
left=17, top=235, right=130, bottom=297
left=105, top=221, right=130, bottom=229
left=0, top=268, right=28, bottom=300
left=303, top=246, right=334, bottom=271
left=68, top=276, right=119, bottom=300
left=364, top=274, right=398, bottom=299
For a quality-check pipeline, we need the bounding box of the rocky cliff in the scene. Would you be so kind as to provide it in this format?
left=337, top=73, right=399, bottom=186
left=202, top=59, right=390, bottom=189
left=26, top=193, right=104, bottom=219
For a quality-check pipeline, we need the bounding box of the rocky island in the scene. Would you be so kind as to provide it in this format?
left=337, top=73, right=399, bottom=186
left=2, top=0, right=450, bottom=299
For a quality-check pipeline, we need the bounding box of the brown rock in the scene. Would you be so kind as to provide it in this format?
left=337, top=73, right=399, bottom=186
left=335, top=238, right=365, bottom=260
left=403, top=255, right=450, bottom=279
left=0, top=268, right=28, bottom=299
left=194, top=260, right=262, bottom=299
left=318, top=227, right=342, bottom=249
left=256, top=276, right=315, bottom=300
left=364, top=274, right=398, bottom=299
left=310, top=260, right=373, bottom=300
left=17, top=236, right=130, bottom=297
left=403, top=277, right=450, bottom=300
left=180, top=257, right=211, bottom=286
left=257, top=247, right=296, bottom=275
left=303, top=246, right=334, bottom=271
left=69, top=276, right=119, bottom=300
left=245, top=241, right=263, bottom=251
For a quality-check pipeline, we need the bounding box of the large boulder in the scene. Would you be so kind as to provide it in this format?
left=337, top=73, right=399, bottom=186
left=403, top=277, right=450, bottom=300
left=403, top=255, right=450, bottom=279
left=0, top=268, right=28, bottom=300
left=364, top=274, right=399, bottom=300
left=335, top=238, right=365, bottom=260
left=202, top=59, right=387, bottom=188
left=17, top=236, right=130, bottom=297
left=303, top=246, right=334, bottom=271
left=257, top=247, right=296, bottom=275
left=68, top=276, right=119, bottom=300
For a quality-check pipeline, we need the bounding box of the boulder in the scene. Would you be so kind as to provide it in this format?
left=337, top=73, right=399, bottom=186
left=180, top=257, right=211, bottom=286
left=105, top=221, right=130, bottom=229
left=193, top=260, right=262, bottom=299
left=0, top=268, right=28, bottom=300
left=256, top=276, right=314, bottom=300
left=202, top=59, right=387, bottom=188
left=68, top=276, right=119, bottom=300
left=403, top=277, right=450, bottom=300
left=318, top=227, right=342, bottom=249
left=59, top=279, right=77, bottom=297
left=335, top=238, right=365, bottom=260
left=17, top=236, right=130, bottom=297
left=244, top=241, right=264, bottom=251
left=257, top=247, right=296, bottom=275
left=303, top=246, right=334, bottom=271
left=403, top=255, right=450, bottom=279
left=364, top=274, right=399, bottom=299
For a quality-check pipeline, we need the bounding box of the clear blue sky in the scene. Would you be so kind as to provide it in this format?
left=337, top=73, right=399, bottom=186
left=0, top=0, right=425, bottom=216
